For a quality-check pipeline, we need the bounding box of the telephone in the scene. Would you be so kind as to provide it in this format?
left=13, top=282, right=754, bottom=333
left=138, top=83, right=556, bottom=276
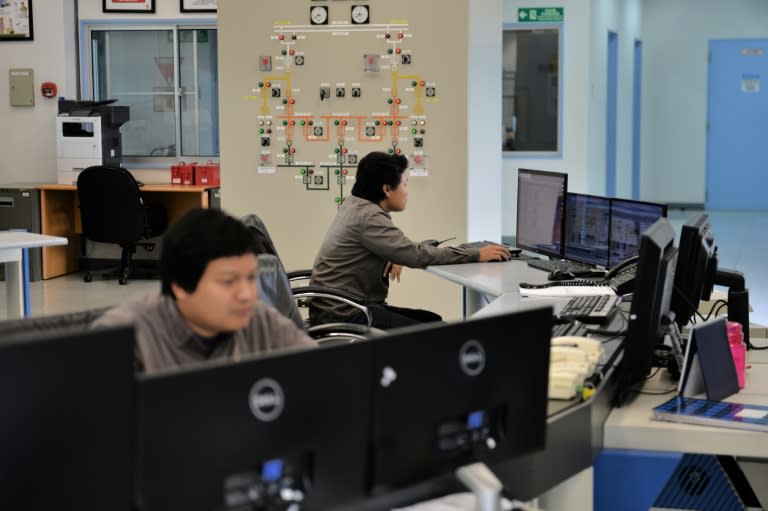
left=603, top=255, right=639, bottom=295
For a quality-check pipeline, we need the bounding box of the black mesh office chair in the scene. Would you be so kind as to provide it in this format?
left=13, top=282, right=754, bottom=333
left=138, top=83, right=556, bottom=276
left=77, top=166, right=168, bottom=285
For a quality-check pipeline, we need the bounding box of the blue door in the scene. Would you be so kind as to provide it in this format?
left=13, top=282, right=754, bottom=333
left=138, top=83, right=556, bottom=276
left=707, top=39, right=768, bottom=210
left=606, top=32, right=618, bottom=197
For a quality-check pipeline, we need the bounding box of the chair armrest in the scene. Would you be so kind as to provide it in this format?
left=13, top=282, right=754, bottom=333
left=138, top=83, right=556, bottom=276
left=291, top=285, right=372, bottom=327
left=308, top=323, right=387, bottom=345
left=286, top=269, right=312, bottom=284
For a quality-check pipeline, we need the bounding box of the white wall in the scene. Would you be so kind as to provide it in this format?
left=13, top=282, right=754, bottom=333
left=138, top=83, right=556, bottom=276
left=0, top=0, right=77, bottom=185
left=467, top=0, right=504, bottom=241
left=641, top=0, right=768, bottom=205
left=78, top=1, right=213, bottom=20
left=588, top=0, right=642, bottom=198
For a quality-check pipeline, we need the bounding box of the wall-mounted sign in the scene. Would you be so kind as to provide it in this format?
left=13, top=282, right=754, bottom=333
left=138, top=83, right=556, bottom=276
left=518, top=7, right=564, bottom=23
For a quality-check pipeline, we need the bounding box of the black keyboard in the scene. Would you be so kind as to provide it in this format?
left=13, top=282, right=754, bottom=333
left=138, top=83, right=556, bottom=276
left=552, top=320, right=590, bottom=338
left=527, top=259, right=595, bottom=273
left=558, top=294, right=620, bottom=324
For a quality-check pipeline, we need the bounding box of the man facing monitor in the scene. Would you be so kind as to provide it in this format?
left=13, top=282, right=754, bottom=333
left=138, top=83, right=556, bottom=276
left=92, top=207, right=314, bottom=374
left=310, top=151, right=511, bottom=329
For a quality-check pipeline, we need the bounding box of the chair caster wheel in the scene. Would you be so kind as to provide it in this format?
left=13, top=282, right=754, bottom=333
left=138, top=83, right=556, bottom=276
left=119, top=276, right=128, bottom=285
left=84, top=272, right=92, bottom=283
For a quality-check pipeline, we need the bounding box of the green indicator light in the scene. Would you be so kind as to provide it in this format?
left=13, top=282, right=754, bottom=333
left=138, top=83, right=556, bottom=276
left=281, top=49, right=287, bottom=55
left=387, top=98, right=393, bottom=104
left=335, top=169, right=341, bottom=175
left=387, top=48, right=393, bottom=54
left=282, top=99, right=288, bottom=104
left=300, top=168, right=306, bottom=174
left=387, top=148, right=394, bottom=154
left=335, top=197, right=342, bottom=204
left=412, top=81, right=417, bottom=87
left=258, top=81, right=264, bottom=88
left=388, top=121, right=394, bottom=126
left=335, top=148, right=340, bottom=153
left=375, top=120, right=381, bottom=126
left=334, top=120, right=340, bottom=126
left=283, top=148, right=289, bottom=153
left=259, top=128, right=264, bottom=134
left=282, top=120, right=288, bottom=126
left=300, top=120, right=305, bottom=126
left=411, top=128, right=417, bottom=134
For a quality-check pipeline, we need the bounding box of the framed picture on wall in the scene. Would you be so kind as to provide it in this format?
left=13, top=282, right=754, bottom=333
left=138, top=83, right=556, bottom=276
left=0, top=0, right=34, bottom=41
left=180, top=0, right=217, bottom=13
left=103, top=0, right=155, bottom=14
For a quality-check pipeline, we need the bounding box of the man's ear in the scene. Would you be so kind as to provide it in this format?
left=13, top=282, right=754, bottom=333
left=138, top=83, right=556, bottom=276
left=170, top=282, right=188, bottom=301
left=382, top=184, right=391, bottom=197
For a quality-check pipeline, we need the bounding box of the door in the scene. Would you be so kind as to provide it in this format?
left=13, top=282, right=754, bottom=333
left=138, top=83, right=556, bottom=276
left=707, top=39, right=768, bottom=210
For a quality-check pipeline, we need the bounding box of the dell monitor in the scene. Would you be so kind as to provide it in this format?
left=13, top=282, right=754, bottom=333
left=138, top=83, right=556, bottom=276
left=516, top=169, right=567, bottom=258
left=0, top=326, right=135, bottom=511
left=671, top=213, right=718, bottom=329
left=608, top=198, right=667, bottom=267
left=368, top=307, right=552, bottom=494
left=135, top=342, right=372, bottom=511
left=563, top=193, right=611, bottom=267
left=615, top=218, right=678, bottom=405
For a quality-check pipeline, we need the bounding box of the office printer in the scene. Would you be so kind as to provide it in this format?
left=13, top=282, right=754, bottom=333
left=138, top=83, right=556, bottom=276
left=56, top=99, right=129, bottom=184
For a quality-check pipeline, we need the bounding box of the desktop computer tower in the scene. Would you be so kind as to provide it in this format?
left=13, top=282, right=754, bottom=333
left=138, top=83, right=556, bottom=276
left=0, top=185, right=42, bottom=282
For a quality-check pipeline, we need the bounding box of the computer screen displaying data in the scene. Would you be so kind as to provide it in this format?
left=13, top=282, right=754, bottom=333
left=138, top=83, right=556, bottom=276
left=609, top=198, right=667, bottom=267
left=564, top=193, right=611, bottom=267
left=516, top=169, right=567, bottom=258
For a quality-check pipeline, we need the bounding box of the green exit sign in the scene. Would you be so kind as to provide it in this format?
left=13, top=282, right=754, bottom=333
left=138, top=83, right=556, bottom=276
left=518, top=7, right=564, bottom=23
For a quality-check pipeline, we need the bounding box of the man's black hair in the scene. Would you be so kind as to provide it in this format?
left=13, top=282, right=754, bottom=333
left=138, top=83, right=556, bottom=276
left=351, top=151, right=408, bottom=203
left=160, top=207, right=259, bottom=296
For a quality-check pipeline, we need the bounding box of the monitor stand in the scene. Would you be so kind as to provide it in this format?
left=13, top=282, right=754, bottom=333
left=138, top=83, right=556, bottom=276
left=455, top=462, right=502, bottom=511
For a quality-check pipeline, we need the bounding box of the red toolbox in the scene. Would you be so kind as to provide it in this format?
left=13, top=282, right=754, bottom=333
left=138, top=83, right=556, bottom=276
left=194, top=160, right=220, bottom=186
left=171, top=161, right=195, bottom=185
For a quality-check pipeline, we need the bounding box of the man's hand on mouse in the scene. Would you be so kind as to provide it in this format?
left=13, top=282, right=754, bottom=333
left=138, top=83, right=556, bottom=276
left=478, top=244, right=511, bottom=262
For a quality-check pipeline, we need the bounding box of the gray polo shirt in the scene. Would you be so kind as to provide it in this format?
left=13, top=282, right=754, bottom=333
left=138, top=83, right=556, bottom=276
left=310, top=195, right=480, bottom=322
left=91, top=293, right=315, bottom=374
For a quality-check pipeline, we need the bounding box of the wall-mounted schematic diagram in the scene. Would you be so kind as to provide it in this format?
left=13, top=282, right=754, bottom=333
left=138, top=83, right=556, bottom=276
left=243, top=8, right=440, bottom=205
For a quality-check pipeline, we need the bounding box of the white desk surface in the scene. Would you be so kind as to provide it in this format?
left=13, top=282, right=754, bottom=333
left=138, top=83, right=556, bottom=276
left=0, top=231, right=68, bottom=250
left=426, top=259, right=550, bottom=298
left=604, top=348, right=768, bottom=458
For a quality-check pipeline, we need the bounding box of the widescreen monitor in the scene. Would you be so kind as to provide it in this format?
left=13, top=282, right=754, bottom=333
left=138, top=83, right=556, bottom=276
left=136, top=342, right=372, bottom=511
left=609, top=198, right=667, bottom=267
left=0, top=326, right=135, bottom=511
left=368, top=307, right=552, bottom=493
left=563, top=193, right=611, bottom=267
left=615, top=218, right=678, bottom=405
left=670, top=213, right=718, bottom=329
left=516, top=169, right=567, bottom=258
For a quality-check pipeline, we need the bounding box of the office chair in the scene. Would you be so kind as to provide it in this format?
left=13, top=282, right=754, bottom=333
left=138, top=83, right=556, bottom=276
left=76, top=166, right=168, bottom=285
left=242, top=214, right=379, bottom=344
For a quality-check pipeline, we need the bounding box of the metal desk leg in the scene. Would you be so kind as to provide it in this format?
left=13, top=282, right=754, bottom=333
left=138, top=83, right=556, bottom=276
left=0, top=247, right=24, bottom=319
left=463, top=287, right=486, bottom=317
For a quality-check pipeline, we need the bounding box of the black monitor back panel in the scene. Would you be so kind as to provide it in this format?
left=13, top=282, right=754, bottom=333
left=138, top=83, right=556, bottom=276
left=369, top=307, right=552, bottom=492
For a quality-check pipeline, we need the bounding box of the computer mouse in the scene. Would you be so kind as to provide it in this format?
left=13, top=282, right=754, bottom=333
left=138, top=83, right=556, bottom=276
left=549, top=269, right=576, bottom=281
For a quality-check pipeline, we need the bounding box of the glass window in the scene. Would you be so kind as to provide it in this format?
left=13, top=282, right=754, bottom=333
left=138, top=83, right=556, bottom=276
left=90, top=26, right=219, bottom=159
left=502, top=28, right=560, bottom=153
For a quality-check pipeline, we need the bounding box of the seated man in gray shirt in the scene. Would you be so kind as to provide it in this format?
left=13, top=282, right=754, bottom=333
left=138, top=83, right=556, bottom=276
left=310, top=151, right=511, bottom=329
left=92, top=207, right=315, bottom=374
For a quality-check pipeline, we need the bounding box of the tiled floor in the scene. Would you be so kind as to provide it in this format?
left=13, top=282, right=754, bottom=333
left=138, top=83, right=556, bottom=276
left=1, top=210, right=766, bottom=326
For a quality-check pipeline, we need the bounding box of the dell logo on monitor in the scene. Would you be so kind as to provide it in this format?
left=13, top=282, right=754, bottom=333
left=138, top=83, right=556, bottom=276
left=249, top=378, right=285, bottom=422
left=459, top=340, right=486, bottom=376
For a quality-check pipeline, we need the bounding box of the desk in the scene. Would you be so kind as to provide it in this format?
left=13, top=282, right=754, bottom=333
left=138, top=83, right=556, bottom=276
left=0, top=231, right=67, bottom=318
left=600, top=350, right=768, bottom=508
left=36, top=184, right=216, bottom=279
left=426, top=259, right=615, bottom=508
